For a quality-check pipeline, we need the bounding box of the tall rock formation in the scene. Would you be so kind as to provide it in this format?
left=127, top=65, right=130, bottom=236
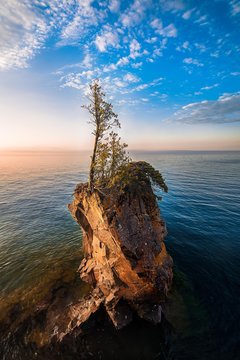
left=0, top=164, right=173, bottom=352
left=67, top=175, right=173, bottom=333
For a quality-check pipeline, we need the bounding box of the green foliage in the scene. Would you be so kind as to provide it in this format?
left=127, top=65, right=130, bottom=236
left=94, top=141, right=110, bottom=185
left=82, top=80, right=130, bottom=189
left=111, top=161, right=168, bottom=197
left=82, top=79, right=121, bottom=189
left=108, top=131, right=129, bottom=180
left=94, top=132, right=130, bottom=188
left=82, top=80, right=168, bottom=198
left=82, top=80, right=120, bottom=138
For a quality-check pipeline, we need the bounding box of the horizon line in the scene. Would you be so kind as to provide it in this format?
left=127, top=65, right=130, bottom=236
left=0, top=148, right=240, bottom=153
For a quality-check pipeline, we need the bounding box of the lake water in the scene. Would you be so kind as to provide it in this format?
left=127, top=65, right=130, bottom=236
left=0, top=151, right=239, bottom=359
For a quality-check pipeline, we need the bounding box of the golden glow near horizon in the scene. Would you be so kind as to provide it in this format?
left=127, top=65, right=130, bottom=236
left=0, top=91, right=239, bottom=151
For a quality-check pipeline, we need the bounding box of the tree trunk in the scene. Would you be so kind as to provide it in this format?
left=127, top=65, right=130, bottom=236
left=89, top=85, right=100, bottom=191
left=89, top=132, right=98, bottom=190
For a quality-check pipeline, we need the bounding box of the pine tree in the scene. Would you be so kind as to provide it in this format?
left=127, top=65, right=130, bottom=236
left=94, top=141, right=110, bottom=187
left=108, top=131, right=129, bottom=182
left=82, top=79, right=120, bottom=190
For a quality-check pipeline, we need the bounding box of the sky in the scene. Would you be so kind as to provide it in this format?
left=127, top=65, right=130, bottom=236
left=0, top=0, right=240, bottom=151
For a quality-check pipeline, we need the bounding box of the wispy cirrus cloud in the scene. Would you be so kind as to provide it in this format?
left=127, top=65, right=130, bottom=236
left=194, top=83, right=219, bottom=95
left=167, top=92, right=240, bottom=124
left=0, top=0, right=48, bottom=69
left=0, top=0, right=105, bottom=69
left=121, top=77, right=164, bottom=94
left=201, top=83, right=219, bottom=91
left=0, top=0, right=98, bottom=69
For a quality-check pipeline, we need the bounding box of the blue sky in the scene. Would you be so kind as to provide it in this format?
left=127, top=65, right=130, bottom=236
left=0, top=0, right=240, bottom=150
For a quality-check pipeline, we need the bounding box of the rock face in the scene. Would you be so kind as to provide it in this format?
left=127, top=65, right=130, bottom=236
left=68, top=181, right=173, bottom=331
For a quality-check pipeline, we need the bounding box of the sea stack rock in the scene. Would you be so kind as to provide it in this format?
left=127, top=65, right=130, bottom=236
left=68, top=170, right=173, bottom=331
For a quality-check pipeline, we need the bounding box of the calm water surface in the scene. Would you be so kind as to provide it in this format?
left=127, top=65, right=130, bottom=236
left=0, top=151, right=239, bottom=359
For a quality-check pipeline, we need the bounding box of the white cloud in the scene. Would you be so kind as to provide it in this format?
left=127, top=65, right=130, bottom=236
left=168, top=92, right=240, bottom=124
left=129, top=39, right=141, bottom=59
left=183, top=41, right=190, bottom=49
left=159, top=0, right=186, bottom=12
left=56, top=50, right=94, bottom=72
left=116, top=56, right=129, bottom=66
left=116, top=99, right=141, bottom=106
left=150, top=91, right=168, bottom=101
left=176, top=40, right=190, bottom=52
left=0, top=0, right=48, bottom=69
left=100, top=37, right=148, bottom=73
left=161, top=23, right=178, bottom=37
left=230, top=0, right=240, bottom=16
left=59, top=0, right=100, bottom=45
left=201, top=83, right=219, bottom=91
left=61, top=73, right=85, bottom=91
left=145, top=37, right=158, bottom=44
left=103, top=63, right=117, bottom=72
left=95, top=28, right=119, bottom=52
left=109, top=0, right=120, bottom=12
left=154, top=38, right=168, bottom=57
left=133, top=84, right=149, bottom=91
left=159, top=94, right=168, bottom=100
left=183, top=57, right=204, bottom=67
left=0, top=0, right=103, bottom=69
left=102, top=55, right=130, bottom=73
left=231, top=72, right=240, bottom=76
left=123, top=73, right=140, bottom=83
left=151, top=18, right=162, bottom=31
left=153, top=48, right=162, bottom=57
left=60, top=68, right=100, bottom=90
left=132, top=62, right=143, bottom=69
left=194, top=43, right=207, bottom=53
left=182, top=9, right=194, bottom=20
left=122, top=77, right=164, bottom=94
left=151, top=19, right=177, bottom=37
left=114, top=78, right=127, bottom=88
left=194, top=15, right=208, bottom=25
left=82, top=52, right=92, bottom=68
left=120, top=0, right=150, bottom=27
